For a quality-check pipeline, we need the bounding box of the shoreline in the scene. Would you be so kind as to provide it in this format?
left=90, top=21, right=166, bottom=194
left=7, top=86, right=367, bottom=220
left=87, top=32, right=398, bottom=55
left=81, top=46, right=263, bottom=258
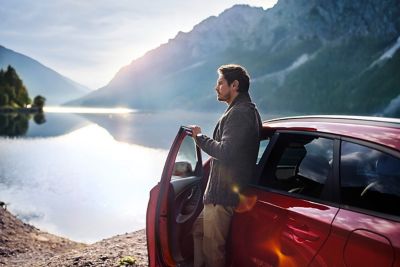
left=0, top=208, right=148, bottom=266
left=0, top=107, right=43, bottom=113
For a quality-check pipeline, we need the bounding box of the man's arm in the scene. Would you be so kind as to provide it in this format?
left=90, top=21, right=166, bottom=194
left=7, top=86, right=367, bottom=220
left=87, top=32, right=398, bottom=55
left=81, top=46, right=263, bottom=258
left=190, top=109, right=254, bottom=162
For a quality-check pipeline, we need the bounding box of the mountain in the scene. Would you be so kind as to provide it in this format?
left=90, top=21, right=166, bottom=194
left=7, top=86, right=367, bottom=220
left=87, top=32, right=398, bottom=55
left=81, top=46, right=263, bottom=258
left=70, top=0, right=400, bottom=117
left=0, top=45, right=90, bottom=105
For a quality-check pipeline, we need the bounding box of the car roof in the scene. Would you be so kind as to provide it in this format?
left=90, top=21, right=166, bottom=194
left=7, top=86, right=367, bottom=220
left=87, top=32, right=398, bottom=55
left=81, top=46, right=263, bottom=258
left=262, top=115, right=400, bottom=150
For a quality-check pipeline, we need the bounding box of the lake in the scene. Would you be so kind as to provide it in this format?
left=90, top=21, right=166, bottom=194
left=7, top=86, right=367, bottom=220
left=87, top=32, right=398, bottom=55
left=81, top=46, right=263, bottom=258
left=0, top=108, right=282, bottom=243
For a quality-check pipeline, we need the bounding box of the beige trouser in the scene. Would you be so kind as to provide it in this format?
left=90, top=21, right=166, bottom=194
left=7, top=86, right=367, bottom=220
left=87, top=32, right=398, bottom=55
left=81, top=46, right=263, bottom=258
left=192, top=204, right=235, bottom=267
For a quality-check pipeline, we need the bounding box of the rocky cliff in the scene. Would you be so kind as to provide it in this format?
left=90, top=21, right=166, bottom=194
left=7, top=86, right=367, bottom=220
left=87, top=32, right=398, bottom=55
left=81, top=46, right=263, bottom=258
left=70, top=0, right=400, bottom=116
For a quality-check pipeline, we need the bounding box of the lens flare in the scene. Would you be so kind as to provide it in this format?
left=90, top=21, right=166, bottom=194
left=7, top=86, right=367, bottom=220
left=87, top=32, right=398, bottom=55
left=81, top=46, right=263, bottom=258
left=232, top=185, right=240, bottom=194
left=235, top=193, right=257, bottom=213
left=262, top=228, right=297, bottom=267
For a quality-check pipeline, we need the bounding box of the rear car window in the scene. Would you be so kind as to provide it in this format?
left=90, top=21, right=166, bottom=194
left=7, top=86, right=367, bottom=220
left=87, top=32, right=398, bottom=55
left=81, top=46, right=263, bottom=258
left=340, top=141, right=400, bottom=217
left=259, top=133, right=334, bottom=200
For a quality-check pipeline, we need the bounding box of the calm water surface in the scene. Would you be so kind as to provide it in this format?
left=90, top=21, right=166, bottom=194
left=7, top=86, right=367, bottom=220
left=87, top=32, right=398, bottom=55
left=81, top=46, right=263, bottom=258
left=0, top=108, right=281, bottom=243
left=0, top=109, right=222, bottom=243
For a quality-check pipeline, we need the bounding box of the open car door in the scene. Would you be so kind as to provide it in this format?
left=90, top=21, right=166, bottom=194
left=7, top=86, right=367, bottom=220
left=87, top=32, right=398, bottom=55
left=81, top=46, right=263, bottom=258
left=147, top=126, right=207, bottom=267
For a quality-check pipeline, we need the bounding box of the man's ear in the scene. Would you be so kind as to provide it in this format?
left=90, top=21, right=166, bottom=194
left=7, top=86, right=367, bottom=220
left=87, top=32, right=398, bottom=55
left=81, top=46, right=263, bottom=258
left=232, top=80, right=239, bottom=92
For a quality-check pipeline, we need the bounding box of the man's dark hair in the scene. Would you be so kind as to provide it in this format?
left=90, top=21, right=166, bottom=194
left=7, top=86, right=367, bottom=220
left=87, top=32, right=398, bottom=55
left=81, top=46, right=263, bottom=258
left=218, top=64, right=250, bottom=93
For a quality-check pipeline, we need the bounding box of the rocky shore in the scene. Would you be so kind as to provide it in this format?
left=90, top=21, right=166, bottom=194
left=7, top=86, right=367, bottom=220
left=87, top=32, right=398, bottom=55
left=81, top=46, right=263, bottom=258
left=0, top=208, right=148, bottom=266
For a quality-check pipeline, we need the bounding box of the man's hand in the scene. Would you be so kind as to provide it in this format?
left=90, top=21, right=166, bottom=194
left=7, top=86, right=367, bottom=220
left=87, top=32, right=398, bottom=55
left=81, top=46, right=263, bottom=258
left=188, top=125, right=202, bottom=138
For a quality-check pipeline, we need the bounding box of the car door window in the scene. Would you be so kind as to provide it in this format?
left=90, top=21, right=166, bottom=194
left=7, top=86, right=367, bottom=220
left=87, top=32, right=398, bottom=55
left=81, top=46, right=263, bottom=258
left=260, top=133, right=334, bottom=199
left=172, top=135, right=199, bottom=179
left=257, top=139, right=270, bottom=164
left=340, top=141, right=400, bottom=217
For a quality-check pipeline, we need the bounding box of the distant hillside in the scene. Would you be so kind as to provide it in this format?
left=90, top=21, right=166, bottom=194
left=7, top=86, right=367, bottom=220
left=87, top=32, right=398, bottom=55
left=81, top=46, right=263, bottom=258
left=0, top=45, right=90, bottom=105
left=69, top=0, right=400, bottom=117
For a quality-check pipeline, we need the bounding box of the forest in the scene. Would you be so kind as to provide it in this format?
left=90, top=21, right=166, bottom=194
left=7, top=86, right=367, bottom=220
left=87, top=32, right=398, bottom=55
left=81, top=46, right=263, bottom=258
left=0, top=65, right=45, bottom=110
left=0, top=65, right=46, bottom=136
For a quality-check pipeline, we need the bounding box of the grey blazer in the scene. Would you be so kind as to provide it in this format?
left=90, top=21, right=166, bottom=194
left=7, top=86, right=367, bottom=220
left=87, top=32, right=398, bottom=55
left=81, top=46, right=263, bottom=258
left=195, top=92, right=262, bottom=207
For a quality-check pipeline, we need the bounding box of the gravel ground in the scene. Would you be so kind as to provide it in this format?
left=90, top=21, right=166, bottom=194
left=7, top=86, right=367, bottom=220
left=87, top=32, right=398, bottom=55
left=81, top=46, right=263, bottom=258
left=0, top=208, right=148, bottom=267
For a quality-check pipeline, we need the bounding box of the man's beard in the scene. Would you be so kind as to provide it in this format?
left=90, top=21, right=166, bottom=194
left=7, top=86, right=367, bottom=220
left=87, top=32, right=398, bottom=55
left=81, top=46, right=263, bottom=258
left=217, top=92, right=230, bottom=102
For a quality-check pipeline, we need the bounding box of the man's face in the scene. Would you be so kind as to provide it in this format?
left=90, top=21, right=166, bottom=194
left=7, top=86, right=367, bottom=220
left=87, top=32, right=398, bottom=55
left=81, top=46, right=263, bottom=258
left=215, top=74, right=236, bottom=104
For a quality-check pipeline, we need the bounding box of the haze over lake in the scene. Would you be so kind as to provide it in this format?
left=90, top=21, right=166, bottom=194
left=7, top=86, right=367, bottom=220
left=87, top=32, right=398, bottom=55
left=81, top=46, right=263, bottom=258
left=1, top=108, right=252, bottom=243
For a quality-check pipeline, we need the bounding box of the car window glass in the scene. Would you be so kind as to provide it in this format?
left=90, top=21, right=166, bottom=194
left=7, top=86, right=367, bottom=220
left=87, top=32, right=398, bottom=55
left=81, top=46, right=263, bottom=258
left=260, top=134, right=334, bottom=199
left=172, top=135, right=198, bottom=180
left=257, top=139, right=270, bottom=164
left=340, top=141, right=400, bottom=217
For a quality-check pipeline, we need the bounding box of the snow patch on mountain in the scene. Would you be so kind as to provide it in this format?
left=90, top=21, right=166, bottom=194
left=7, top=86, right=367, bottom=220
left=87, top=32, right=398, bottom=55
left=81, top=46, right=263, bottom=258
left=381, top=93, right=400, bottom=116
left=253, top=54, right=311, bottom=85
left=370, top=36, right=400, bottom=67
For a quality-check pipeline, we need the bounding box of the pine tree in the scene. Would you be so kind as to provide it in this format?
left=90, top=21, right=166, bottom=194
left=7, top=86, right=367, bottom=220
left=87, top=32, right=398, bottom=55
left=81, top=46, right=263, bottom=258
left=0, top=65, right=32, bottom=108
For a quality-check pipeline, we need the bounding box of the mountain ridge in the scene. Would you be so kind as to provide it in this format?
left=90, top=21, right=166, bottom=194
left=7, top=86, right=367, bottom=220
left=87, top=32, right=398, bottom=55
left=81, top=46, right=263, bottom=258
left=69, top=0, right=400, bottom=117
left=0, top=45, right=90, bottom=105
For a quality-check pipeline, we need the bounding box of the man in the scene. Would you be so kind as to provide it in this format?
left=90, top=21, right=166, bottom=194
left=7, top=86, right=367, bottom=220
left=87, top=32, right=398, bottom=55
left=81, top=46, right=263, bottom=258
left=190, top=64, right=262, bottom=267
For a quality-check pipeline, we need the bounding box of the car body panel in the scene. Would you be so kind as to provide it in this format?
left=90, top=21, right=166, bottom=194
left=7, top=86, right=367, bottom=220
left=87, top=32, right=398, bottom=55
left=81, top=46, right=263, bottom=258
left=147, top=184, right=161, bottom=266
left=147, top=116, right=400, bottom=267
left=230, top=187, right=339, bottom=267
left=264, top=116, right=400, bottom=150
left=310, top=209, right=399, bottom=267
left=146, top=127, right=204, bottom=267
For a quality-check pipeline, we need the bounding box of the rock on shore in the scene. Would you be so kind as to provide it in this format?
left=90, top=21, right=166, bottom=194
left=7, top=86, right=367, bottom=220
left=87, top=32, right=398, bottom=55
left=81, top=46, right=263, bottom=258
left=0, top=208, right=148, bottom=266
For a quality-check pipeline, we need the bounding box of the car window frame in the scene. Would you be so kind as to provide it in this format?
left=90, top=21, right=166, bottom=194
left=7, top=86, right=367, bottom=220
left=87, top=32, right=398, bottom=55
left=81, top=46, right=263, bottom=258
left=252, top=130, right=341, bottom=207
left=338, top=136, right=400, bottom=222
left=251, top=129, right=400, bottom=222
left=171, top=134, right=203, bottom=181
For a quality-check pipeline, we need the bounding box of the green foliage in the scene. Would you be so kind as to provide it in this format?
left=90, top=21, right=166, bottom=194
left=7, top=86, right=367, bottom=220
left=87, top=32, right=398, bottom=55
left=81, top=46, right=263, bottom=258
left=0, top=65, right=32, bottom=108
left=32, top=95, right=46, bottom=111
left=118, top=255, right=137, bottom=266
left=0, top=92, right=9, bottom=106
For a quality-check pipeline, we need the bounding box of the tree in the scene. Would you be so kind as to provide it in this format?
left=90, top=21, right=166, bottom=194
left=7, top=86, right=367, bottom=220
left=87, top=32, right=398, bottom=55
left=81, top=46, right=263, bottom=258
left=0, top=65, right=32, bottom=108
left=32, top=95, right=46, bottom=111
left=0, top=93, right=9, bottom=106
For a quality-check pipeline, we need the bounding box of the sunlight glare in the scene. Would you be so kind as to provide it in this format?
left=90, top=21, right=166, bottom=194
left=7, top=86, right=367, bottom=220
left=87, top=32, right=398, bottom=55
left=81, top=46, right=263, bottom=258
left=0, top=123, right=168, bottom=242
left=44, top=106, right=135, bottom=114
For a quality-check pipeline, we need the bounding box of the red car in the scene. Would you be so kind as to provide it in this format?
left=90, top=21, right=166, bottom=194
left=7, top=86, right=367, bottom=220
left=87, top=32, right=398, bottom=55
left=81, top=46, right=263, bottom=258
left=146, top=115, right=400, bottom=267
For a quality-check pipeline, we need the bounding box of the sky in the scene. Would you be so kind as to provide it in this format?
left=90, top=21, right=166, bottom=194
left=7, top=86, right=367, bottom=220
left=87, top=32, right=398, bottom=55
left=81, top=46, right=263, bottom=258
left=0, top=0, right=278, bottom=89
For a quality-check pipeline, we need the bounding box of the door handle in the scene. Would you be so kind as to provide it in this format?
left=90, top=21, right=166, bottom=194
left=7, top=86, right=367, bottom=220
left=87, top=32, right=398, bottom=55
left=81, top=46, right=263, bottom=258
left=287, top=225, right=320, bottom=241
left=187, top=187, right=195, bottom=200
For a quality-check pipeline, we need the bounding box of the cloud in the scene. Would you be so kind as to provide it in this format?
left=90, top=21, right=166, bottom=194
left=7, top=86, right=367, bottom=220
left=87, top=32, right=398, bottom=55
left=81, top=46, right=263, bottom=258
left=0, top=0, right=277, bottom=89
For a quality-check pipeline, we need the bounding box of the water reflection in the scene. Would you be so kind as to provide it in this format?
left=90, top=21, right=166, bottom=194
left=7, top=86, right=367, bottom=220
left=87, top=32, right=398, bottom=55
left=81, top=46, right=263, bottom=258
left=44, top=106, right=134, bottom=114
left=0, top=108, right=285, bottom=243
left=81, top=110, right=221, bottom=149
left=0, top=112, right=45, bottom=137
left=0, top=123, right=167, bottom=243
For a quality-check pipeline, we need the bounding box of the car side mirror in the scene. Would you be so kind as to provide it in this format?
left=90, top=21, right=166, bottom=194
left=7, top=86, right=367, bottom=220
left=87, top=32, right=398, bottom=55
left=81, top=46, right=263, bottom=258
left=172, top=161, right=193, bottom=177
